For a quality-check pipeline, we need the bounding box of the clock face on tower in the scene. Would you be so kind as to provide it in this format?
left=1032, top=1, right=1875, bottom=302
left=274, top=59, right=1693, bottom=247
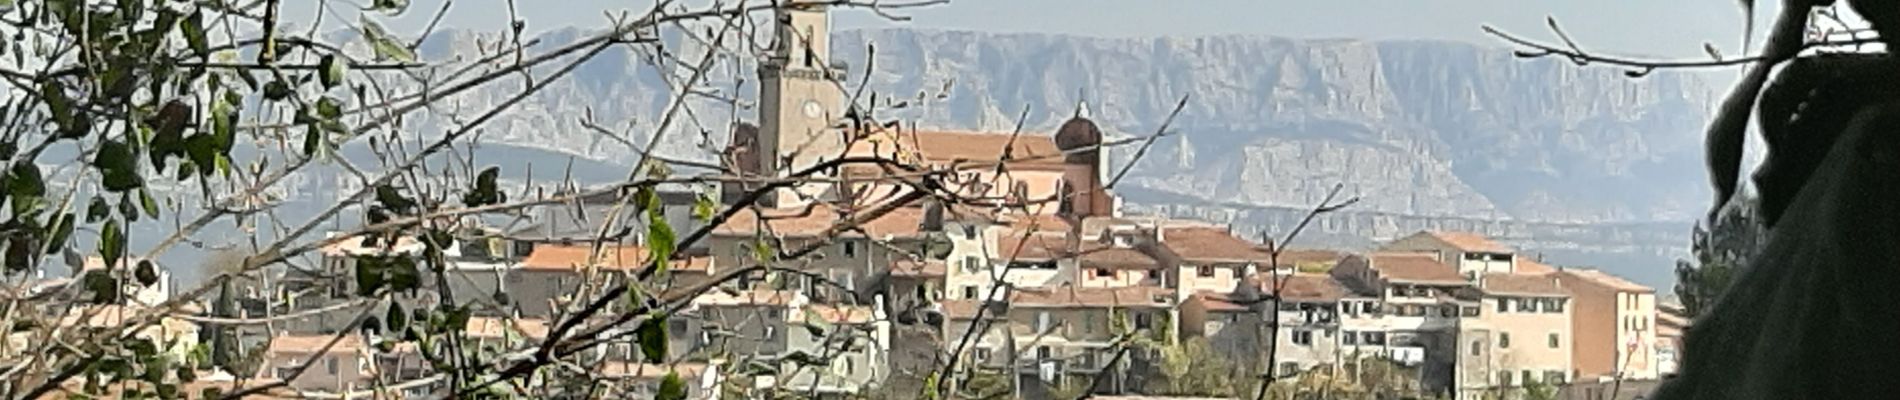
left=802, top=100, right=823, bottom=119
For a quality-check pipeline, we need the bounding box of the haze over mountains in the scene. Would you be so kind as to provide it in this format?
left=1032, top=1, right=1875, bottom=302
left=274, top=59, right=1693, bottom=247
left=206, top=27, right=1714, bottom=289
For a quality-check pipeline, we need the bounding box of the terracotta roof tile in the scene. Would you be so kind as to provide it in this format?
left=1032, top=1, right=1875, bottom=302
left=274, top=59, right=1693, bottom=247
left=1367, top=252, right=1467, bottom=284
left=598, top=362, right=710, bottom=379
left=520, top=244, right=648, bottom=271
left=804, top=304, right=878, bottom=324
left=694, top=289, right=803, bottom=307
left=1277, top=249, right=1345, bottom=269
left=1252, top=274, right=1350, bottom=302
left=1076, top=243, right=1157, bottom=269
left=465, top=317, right=550, bottom=340
left=266, top=334, right=366, bottom=355
left=997, top=233, right=1068, bottom=262
left=940, top=300, right=985, bottom=320
left=892, top=259, right=947, bottom=277
left=1010, top=286, right=1174, bottom=309
left=1556, top=269, right=1653, bottom=293
left=1480, top=273, right=1569, bottom=297
left=1419, top=231, right=1512, bottom=253
left=1161, top=227, right=1271, bottom=263
left=1514, top=256, right=1557, bottom=274
left=319, top=234, right=425, bottom=257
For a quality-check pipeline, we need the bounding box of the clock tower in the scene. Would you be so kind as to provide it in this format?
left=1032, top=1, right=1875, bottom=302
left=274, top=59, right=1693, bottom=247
left=757, top=3, right=845, bottom=206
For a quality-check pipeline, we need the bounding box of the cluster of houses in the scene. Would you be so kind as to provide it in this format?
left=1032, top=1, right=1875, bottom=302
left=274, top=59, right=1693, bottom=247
left=0, top=4, right=1690, bottom=400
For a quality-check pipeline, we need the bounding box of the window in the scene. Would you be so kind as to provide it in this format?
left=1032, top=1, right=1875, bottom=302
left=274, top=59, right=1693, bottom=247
left=1135, top=313, right=1154, bottom=330
left=1364, top=332, right=1386, bottom=345
left=1440, top=306, right=1456, bottom=318
left=1462, top=306, right=1480, bottom=317
left=1545, top=370, right=1566, bottom=384
left=1342, top=331, right=1359, bottom=345
left=1036, top=312, right=1052, bottom=333
left=962, top=225, right=978, bottom=239
left=1278, top=362, right=1301, bottom=377
left=974, top=348, right=992, bottom=362
left=1522, top=370, right=1535, bottom=385
left=1405, top=305, right=1425, bottom=317
left=1499, top=333, right=1511, bottom=349
left=1549, top=298, right=1568, bottom=313
left=1035, top=346, right=1052, bottom=360
left=1094, top=268, right=1113, bottom=278
left=1470, top=340, right=1482, bottom=356
left=1148, top=269, right=1162, bottom=281
left=327, top=357, right=338, bottom=374
left=842, top=240, right=859, bottom=258
left=1292, top=330, right=1314, bottom=345
left=1498, top=370, right=1514, bottom=386
left=1364, top=302, right=1380, bottom=315
left=965, top=256, right=982, bottom=273
left=1197, top=265, right=1215, bottom=278
left=765, top=326, right=777, bottom=339
left=962, top=286, right=979, bottom=300
left=1497, top=298, right=1511, bottom=313
left=1517, top=298, right=1536, bottom=312
left=1549, top=333, right=1561, bottom=348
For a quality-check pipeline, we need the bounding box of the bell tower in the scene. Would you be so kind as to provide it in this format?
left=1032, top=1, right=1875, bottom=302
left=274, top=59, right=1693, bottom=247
left=757, top=3, right=845, bottom=206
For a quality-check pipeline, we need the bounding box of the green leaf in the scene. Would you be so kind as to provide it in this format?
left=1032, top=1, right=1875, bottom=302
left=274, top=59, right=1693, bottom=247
left=657, top=370, right=688, bottom=400
left=751, top=239, right=775, bottom=264
left=461, top=166, right=503, bottom=207
left=302, top=124, right=324, bottom=157
left=181, top=11, right=206, bottom=55
left=387, top=256, right=420, bottom=292
left=360, top=17, right=416, bottom=63
left=82, top=270, right=119, bottom=304
left=139, top=189, right=160, bottom=219
left=692, top=191, right=717, bottom=222
left=44, top=213, right=73, bottom=255
left=5, top=236, right=33, bottom=273
left=386, top=302, right=407, bottom=332
left=801, top=305, right=832, bottom=338
left=375, top=185, right=415, bottom=214
left=119, top=191, right=140, bottom=223
left=636, top=315, right=668, bottom=361
left=134, top=260, right=158, bottom=287
left=354, top=256, right=385, bottom=296
left=316, top=96, right=343, bottom=120
left=647, top=217, right=676, bottom=274
left=262, top=80, right=292, bottom=101
left=99, top=219, right=123, bottom=269
left=86, top=197, right=109, bottom=223
left=9, top=162, right=43, bottom=198
left=94, top=140, right=143, bottom=192
left=319, top=54, right=347, bottom=88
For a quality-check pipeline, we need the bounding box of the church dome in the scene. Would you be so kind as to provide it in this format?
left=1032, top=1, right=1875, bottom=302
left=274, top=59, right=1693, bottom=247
left=1054, top=117, right=1103, bottom=151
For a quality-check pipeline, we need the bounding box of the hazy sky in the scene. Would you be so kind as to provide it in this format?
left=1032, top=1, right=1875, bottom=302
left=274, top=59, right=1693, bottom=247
left=298, top=0, right=1781, bottom=62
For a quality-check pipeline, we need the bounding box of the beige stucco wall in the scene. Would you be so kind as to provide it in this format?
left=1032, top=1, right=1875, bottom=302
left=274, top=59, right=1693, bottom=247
left=1478, top=296, right=1574, bottom=386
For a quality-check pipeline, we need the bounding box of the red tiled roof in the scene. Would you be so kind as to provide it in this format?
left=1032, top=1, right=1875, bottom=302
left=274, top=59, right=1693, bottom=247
left=1368, top=252, right=1466, bottom=284
left=1419, top=231, right=1512, bottom=253
left=266, top=334, right=366, bottom=355
left=1162, top=227, right=1271, bottom=263
left=1515, top=255, right=1557, bottom=274
left=997, top=233, right=1068, bottom=261
left=1076, top=243, right=1157, bottom=269
left=1277, top=249, right=1345, bottom=268
left=695, top=289, right=802, bottom=307
left=805, top=304, right=878, bottom=324
left=892, top=259, right=947, bottom=277
left=850, top=128, right=1066, bottom=166
left=1256, top=274, right=1349, bottom=302
left=1010, top=286, right=1174, bottom=309
left=940, top=300, right=985, bottom=320
left=520, top=244, right=648, bottom=271
left=1481, top=273, right=1569, bottom=297
left=1556, top=269, right=1654, bottom=293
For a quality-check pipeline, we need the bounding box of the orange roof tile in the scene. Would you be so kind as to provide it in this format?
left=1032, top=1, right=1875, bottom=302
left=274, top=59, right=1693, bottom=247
left=598, top=362, right=710, bottom=380
left=997, top=233, right=1068, bottom=262
left=1514, top=255, right=1557, bottom=274
left=465, top=317, right=550, bottom=340
left=940, top=300, right=986, bottom=320
left=892, top=259, right=947, bottom=277
left=1162, top=227, right=1271, bottom=263
left=1010, top=286, right=1174, bottom=309
left=1278, top=249, right=1346, bottom=268
left=1076, top=243, right=1157, bottom=269
left=520, top=244, right=648, bottom=271
left=1481, top=273, right=1569, bottom=297
left=1256, top=274, right=1350, bottom=302
left=695, top=289, right=802, bottom=307
left=266, top=334, right=366, bottom=355
left=1367, top=252, right=1466, bottom=284
left=1556, top=269, right=1654, bottom=293
left=1419, top=231, right=1512, bottom=253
